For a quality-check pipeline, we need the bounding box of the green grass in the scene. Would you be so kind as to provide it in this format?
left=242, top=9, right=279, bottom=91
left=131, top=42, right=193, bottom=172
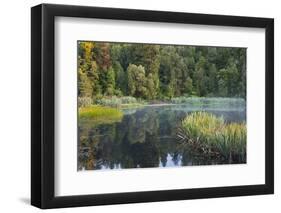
left=79, top=106, right=123, bottom=124
left=178, top=112, right=246, bottom=161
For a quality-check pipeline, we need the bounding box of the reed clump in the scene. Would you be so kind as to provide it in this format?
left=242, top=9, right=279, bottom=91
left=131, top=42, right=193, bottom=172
left=178, top=112, right=246, bottom=161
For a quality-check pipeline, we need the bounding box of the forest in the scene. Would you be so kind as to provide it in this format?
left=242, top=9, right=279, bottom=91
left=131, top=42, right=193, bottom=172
left=78, top=41, right=246, bottom=102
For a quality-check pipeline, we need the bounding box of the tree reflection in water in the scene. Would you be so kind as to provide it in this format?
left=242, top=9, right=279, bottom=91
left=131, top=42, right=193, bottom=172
left=78, top=104, right=246, bottom=171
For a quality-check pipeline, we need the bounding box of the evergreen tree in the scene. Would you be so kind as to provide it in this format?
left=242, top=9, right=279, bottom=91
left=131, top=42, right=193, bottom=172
left=105, top=66, right=116, bottom=96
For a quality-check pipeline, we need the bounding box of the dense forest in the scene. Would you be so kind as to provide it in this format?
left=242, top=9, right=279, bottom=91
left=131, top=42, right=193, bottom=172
left=78, top=41, right=246, bottom=101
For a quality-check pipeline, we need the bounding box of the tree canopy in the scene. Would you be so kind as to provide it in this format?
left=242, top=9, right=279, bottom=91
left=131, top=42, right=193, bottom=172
left=78, top=41, right=246, bottom=100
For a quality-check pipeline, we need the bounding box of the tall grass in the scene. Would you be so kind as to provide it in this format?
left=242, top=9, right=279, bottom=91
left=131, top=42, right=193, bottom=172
left=178, top=112, right=246, bottom=161
left=79, top=106, right=123, bottom=124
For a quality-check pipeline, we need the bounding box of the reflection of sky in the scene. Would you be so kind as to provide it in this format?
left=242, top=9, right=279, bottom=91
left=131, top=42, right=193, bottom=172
left=82, top=154, right=184, bottom=171
left=159, top=154, right=182, bottom=168
left=100, top=164, right=122, bottom=170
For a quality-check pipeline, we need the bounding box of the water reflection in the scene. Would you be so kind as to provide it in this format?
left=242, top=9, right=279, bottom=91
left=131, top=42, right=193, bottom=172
left=78, top=102, right=246, bottom=171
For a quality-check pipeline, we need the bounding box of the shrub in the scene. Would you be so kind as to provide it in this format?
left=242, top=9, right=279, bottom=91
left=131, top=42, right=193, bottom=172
left=95, top=96, right=144, bottom=107
left=120, top=96, right=137, bottom=104
left=96, top=96, right=122, bottom=107
left=78, top=97, right=92, bottom=107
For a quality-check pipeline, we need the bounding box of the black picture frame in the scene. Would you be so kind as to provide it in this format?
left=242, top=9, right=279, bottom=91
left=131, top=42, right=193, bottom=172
left=31, top=3, right=274, bottom=209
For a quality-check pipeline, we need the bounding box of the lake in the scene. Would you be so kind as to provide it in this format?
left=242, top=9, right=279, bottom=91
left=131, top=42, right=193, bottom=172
left=78, top=99, right=246, bottom=171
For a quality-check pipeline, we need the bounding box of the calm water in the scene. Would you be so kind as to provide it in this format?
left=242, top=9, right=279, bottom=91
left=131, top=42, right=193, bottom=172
left=78, top=99, right=246, bottom=171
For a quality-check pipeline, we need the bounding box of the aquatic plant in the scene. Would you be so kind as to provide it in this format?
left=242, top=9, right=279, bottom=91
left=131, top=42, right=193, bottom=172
left=217, top=123, right=246, bottom=161
left=178, top=112, right=246, bottom=161
left=79, top=106, right=123, bottom=124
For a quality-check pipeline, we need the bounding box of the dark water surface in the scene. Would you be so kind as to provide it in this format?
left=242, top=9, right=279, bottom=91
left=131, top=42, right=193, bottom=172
left=78, top=100, right=246, bottom=171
